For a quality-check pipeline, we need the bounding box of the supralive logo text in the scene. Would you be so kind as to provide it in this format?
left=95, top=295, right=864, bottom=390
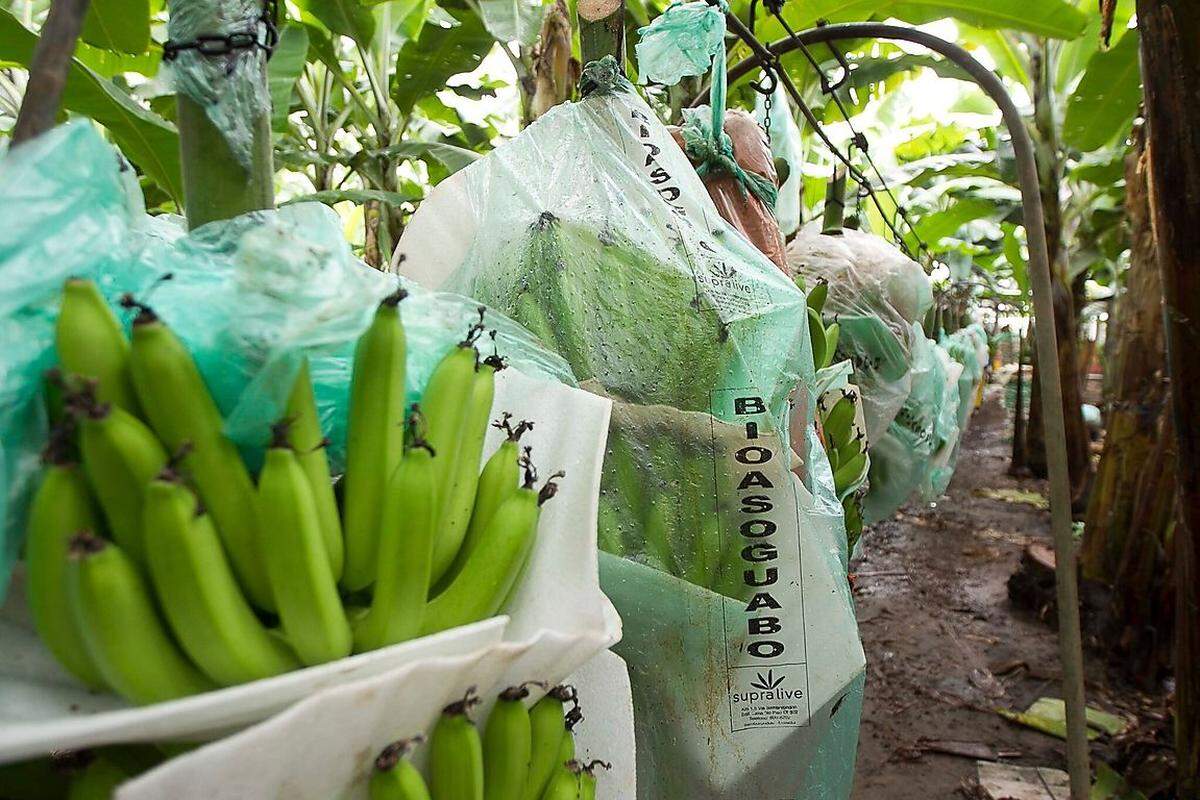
left=733, top=395, right=786, bottom=660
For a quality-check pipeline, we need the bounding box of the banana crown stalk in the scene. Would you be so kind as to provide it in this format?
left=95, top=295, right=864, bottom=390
left=370, top=736, right=431, bottom=800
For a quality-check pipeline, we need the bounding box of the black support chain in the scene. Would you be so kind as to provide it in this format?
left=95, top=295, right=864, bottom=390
left=162, top=0, right=279, bottom=62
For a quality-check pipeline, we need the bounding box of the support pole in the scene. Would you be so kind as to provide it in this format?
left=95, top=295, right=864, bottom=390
left=11, top=0, right=90, bottom=146
left=719, top=23, right=1091, bottom=799
left=578, top=0, right=625, bottom=69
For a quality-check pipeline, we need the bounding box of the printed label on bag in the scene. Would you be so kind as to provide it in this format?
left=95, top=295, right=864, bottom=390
left=711, top=387, right=812, bottom=732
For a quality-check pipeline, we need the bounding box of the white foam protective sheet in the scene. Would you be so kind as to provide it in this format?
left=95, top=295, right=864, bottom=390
left=0, top=371, right=618, bottom=764
left=566, top=650, right=637, bottom=800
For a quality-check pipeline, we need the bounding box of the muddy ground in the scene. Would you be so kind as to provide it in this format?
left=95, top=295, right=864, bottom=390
left=849, top=386, right=1166, bottom=799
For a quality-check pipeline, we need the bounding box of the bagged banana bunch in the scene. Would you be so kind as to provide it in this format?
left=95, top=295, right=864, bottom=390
left=786, top=224, right=935, bottom=444
left=0, top=122, right=617, bottom=763
left=917, top=343, right=964, bottom=501
left=397, top=40, right=864, bottom=800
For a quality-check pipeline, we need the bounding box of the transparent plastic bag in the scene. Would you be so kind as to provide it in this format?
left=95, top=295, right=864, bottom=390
left=396, top=69, right=863, bottom=800
left=918, top=343, right=963, bottom=500
left=754, top=81, right=804, bottom=238
left=787, top=225, right=933, bottom=443
left=0, top=121, right=572, bottom=595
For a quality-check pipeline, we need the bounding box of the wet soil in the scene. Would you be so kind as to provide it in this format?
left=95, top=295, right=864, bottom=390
left=849, top=386, right=1147, bottom=799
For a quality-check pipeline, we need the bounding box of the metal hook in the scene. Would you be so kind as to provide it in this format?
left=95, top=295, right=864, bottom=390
left=749, top=66, right=778, bottom=96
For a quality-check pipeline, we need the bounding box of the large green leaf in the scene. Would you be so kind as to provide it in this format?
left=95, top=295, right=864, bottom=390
left=910, top=197, right=998, bottom=249
left=391, top=11, right=492, bottom=118
left=1062, top=29, right=1140, bottom=152
left=81, top=0, right=149, bottom=55
left=268, top=23, right=310, bottom=133
left=0, top=10, right=181, bottom=201
left=1001, top=222, right=1028, bottom=295
left=381, top=139, right=480, bottom=173
left=886, top=0, right=1087, bottom=40
left=958, top=25, right=1029, bottom=85
left=894, top=123, right=971, bottom=162
left=298, top=0, right=375, bottom=46
left=476, top=0, right=548, bottom=45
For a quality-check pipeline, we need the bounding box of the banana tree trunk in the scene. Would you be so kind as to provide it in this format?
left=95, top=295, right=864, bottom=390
left=170, top=0, right=275, bottom=228
left=1136, top=0, right=1200, bottom=793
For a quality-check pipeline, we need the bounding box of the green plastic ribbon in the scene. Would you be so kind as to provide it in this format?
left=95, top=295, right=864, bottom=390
left=679, top=106, right=779, bottom=208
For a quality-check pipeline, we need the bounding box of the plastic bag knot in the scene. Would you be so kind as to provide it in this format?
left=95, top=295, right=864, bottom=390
left=680, top=108, right=778, bottom=209
left=579, top=56, right=635, bottom=98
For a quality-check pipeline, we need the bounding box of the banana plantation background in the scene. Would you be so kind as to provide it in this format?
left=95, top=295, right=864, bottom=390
left=2, top=0, right=1197, bottom=795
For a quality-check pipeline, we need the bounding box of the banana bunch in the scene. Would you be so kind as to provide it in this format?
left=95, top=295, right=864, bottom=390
left=25, top=278, right=561, bottom=705
left=370, top=685, right=610, bottom=800
left=817, top=388, right=869, bottom=552
left=0, top=744, right=167, bottom=800
left=806, top=280, right=841, bottom=372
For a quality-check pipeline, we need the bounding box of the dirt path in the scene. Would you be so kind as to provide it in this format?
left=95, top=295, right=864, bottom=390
left=850, top=387, right=1075, bottom=798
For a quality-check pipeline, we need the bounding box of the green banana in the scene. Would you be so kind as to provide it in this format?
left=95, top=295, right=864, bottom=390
left=833, top=451, right=868, bottom=494
left=483, top=684, right=535, bottom=800
left=554, top=724, right=575, bottom=769
left=56, top=278, right=141, bottom=417
left=370, top=737, right=431, bottom=800
left=843, top=495, right=864, bottom=551
left=286, top=359, right=343, bottom=581
left=143, top=475, right=299, bottom=686
left=432, top=352, right=504, bottom=584
left=823, top=322, right=840, bottom=368
left=66, top=756, right=129, bottom=800
left=538, top=761, right=581, bottom=800
left=423, top=469, right=561, bottom=635
left=353, top=415, right=437, bottom=653
left=24, top=436, right=107, bottom=690
left=522, top=685, right=577, bottom=800
left=806, top=280, right=828, bottom=315
left=420, top=318, right=485, bottom=528
left=429, top=689, right=484, bottom=800
left=74, top=394, right=167, bottom=567
left=827, top=445, right=840, bottom=473
left=808, top=307, right=828, bottom=373
left=837, top=436, right=863, bottom=465
left=0, top=752, right=77, bottom=800
left=67, top=531, right=215, bottom=704
left=124, top=300, right=273, bottom=610
left=342, top=290, right=408, bottom=591
left=258, top=425, right=352, bottom=666
left=577, top=761, right=610, bottom=800
left=444, top=415, right=533, bottom=586
left=821, top=395, right=856, bottom=446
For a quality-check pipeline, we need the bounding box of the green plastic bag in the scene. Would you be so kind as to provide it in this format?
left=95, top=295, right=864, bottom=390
left=0, top=122, right=572, bottom=595
left=396, top=65, right=863, bottom=799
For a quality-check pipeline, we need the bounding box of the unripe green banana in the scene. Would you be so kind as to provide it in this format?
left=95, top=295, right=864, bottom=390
left=56, top=278, right=141, bottom=417
left=370, top=737, right=431, bottom=800
left=827, top=444, right=840, bottom=473
left=538, top=761, right=581, bottom=800
left=837, top=436, right=863, bottom=465
left=24, top=438, right=107, bottom=690
left=258, top=430, right=352, bottom=666
left=124, top=302, right=273, bottom=610
left=342, top=291, right=408, bottom=592
left=429, top=689, right=484, bottom=800
left=67, top=531, right=215, bottom=704
left=431, top=353, right=504, bottom=585
left=143, top=476, right=300, bottom=686
left=522, top=685, right=577, bottom=800
left=806, top=280, right=828, bottom=315
left=423, top=470, right=561, bottom=635
left=807, top=307, right=827, bottom=372
left=66, top=756, right=129, bottom=800
left=822, top=322, right=840, bottom=368
left=483, top=684, right=535, bottom=800
left=821, top=395, right=855, bottom=446
left=74, top=397, right=167, bottom=567
left=554, top=725, right=575, bottom=769
left=576, top=761, right=610, bottom=800
left=353, top=416, right=437, bottom=653
left=286, top=359, right=343, bottom=581
left=421, top=318, right=485, bottom=493
left=443, top=415, right=532, bottom=587
left=833, top=451, right=868, bottom=494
